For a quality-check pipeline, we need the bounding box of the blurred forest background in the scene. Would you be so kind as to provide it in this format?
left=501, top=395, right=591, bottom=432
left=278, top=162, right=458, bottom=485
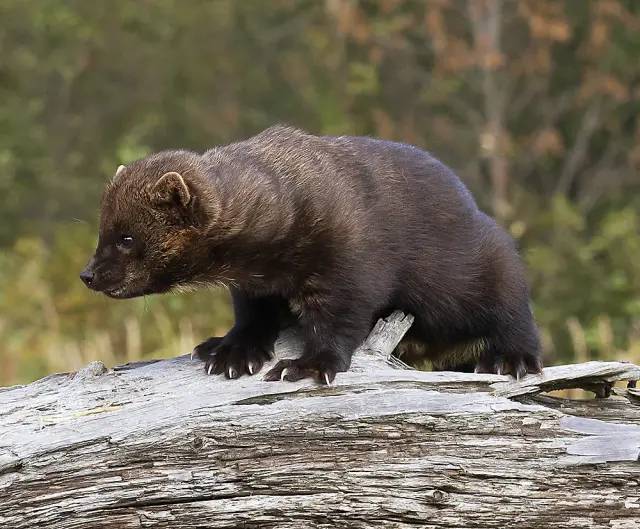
left=1, top=0, right=639, bottom=385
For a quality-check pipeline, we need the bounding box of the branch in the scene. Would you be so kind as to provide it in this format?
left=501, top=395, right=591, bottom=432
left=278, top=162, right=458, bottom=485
left=555, top=99, right=603, bottom=195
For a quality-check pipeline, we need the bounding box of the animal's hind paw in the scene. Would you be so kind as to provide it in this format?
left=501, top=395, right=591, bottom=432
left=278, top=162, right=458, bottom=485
left=475, top=352, right=542, bottom=380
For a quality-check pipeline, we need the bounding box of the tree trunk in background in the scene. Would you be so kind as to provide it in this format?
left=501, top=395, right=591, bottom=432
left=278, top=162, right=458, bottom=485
left=469, top=0, right=511, bottom=220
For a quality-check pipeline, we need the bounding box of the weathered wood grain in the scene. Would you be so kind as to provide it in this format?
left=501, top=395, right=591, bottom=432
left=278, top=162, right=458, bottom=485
left=0, top=311, right=639, bottom=529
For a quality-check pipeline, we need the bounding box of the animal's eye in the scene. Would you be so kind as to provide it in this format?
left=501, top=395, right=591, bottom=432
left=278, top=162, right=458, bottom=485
left=118, top=235, right=134, bottom=249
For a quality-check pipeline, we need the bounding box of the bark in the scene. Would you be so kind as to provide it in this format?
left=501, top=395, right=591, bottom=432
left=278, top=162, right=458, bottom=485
left=1, top=311, right=639, bottom=529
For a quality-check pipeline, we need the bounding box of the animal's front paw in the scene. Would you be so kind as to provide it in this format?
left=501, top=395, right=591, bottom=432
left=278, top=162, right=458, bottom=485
left=475, top=351, right=542, bottom=380
left=262, top=357, right=339, bottom=385
left=192, top=335, right=272, bottom=379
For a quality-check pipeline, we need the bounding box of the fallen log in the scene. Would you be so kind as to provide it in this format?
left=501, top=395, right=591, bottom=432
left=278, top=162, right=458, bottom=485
left=1, top=311, right=639, bottom=529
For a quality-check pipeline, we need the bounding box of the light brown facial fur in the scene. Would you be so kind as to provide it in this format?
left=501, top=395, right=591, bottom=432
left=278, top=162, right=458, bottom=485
left=81, top=150, right=213, bottom=298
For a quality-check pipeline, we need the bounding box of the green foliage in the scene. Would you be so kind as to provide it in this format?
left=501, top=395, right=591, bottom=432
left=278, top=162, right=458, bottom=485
left=524, top=195, right=640, bottom=362
left=0, top=0, right=639, bottom=384
left=0, top=224, right=233, bottom=385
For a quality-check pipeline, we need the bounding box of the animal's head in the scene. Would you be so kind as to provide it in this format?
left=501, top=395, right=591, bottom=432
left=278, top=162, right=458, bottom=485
left=80, top=151, right=216, bottom=298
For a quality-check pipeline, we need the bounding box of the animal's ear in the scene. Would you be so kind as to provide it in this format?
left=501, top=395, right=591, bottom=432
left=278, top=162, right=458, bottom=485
left=111, top=164, right=126, bottom=183
left=151, top=172, right=191, bottom=208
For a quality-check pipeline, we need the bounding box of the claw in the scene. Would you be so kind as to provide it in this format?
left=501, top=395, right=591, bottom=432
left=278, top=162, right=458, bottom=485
left=190, top=350, right=196, bottom=360
left=280, top=368, right=289, bottom=382
left=324, top=372, right=331, bottom=386
left=207, top=364, right=214, bottom=375
left=228, top=367, right=237, bottom=379
left=248, top=362, right=255, bottom=375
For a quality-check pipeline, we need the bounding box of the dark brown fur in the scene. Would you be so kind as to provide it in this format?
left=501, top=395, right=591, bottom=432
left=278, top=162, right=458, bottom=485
left=81, top=125, right=542, bottom=383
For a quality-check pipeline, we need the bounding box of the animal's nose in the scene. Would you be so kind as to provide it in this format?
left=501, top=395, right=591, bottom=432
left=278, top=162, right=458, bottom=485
left=80, top=268, right=94, bottom=287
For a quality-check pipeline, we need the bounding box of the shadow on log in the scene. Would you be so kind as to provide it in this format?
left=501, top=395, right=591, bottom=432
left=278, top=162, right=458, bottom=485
left=1, top=311, right=639, bottom=528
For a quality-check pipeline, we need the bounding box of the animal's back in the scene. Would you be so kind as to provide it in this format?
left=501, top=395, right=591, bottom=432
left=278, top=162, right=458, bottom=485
left=233, top=126, right=505, bottom=290
left=216, top=126, right=540, bottom=375
left=234, top=126, right=481, bottom=249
